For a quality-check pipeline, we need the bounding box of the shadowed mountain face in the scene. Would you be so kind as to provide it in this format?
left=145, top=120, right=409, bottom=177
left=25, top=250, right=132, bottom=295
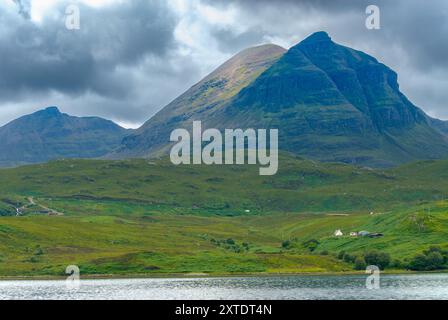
left=0, top=107, right=128, bottom=167
left=429, top=117, right=448, bottom=136
left=110, top=31, right=448, bottom=167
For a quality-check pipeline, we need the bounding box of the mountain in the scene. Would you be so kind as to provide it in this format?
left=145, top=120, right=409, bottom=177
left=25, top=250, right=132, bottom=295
left=0, top=107, right=128, bottom=167
left=213, top=31, right=448, bottom=167
left=429, top=117, right=448, bottom=136
left=109, top=44, right=287, bottom=158
left=110, top=31, right=448, bottom=167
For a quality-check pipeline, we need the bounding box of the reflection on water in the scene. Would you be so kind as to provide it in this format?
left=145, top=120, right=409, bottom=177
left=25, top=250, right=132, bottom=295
left=1, top=274, right=448, bottom=300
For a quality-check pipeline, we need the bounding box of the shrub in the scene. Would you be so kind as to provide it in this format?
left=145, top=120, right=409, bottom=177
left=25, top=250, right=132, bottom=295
left=424, top=246, right=444, bottom=255
left=423, top=246, right=448, bottom=263
left=354, top=256, right=367, bottom=270
left=343, top=253, right=356, bottom=263
left=34, top=246, right=44, bottom=256
left=282, top=240, right=292, bottom=250
left=409, top=250, right=446, bottom=271
left=302, top=239, right=320, bottom=252
left=210, top=238, right=247, bottom=254
left=426, top=252, right=444, bottom=269
left=390, top=259, right=404, bottom=269
left=363, top=250, right=390, bottom=270
left=409, top=254, right=430, bottom=271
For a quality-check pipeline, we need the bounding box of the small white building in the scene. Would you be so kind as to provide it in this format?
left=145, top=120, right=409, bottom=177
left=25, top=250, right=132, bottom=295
left=334, top=229, right=344, bottom=237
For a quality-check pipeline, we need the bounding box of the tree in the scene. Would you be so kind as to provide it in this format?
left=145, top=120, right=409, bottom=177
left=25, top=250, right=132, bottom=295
left=282, top=240, right=291, bottom=250
left=354, top=256, right=367, bottom=270
left=409, top=248, right=446, bottom=271
left=409, top=254, right=429, bottom=271
left=426, top=252, right=444, bottom=270
left=424, top=246, right=442, bottom=255
left=302, top=239, right=320, bottom=252
left=390, top=259, right=403, bottom=269
left=364, top=250, right=390, bottom=270
left=343, top=253, right=356, bottom=264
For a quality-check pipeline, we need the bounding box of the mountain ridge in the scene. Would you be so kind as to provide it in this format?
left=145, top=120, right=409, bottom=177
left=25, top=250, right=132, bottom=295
left=109, top=31, right=448, bottom=167
left=2, top=32, right=448, bottom=168
left=0, top=106, right=129, bottom=167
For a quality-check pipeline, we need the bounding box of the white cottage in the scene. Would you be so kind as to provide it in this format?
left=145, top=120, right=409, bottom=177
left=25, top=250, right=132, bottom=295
left=334, top=229, right=343, bottom=237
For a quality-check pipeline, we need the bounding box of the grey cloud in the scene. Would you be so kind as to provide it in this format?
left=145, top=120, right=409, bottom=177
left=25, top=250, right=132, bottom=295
left=0, top=0, right=177, bottom=102
left=1, top=0, right=448, bottom=128
left=200, top=0, right=448, bottom=119
left=0, top=0, right=195, bottom=128
left=203, top=0, right=448, bottom=71
left=12, top=0, right=31, bottom=19
left=210, top=28, right=266, bottom=54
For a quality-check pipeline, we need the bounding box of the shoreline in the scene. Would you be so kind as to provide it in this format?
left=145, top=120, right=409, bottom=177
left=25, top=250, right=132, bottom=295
left=0, top=270, right=445, bottom=281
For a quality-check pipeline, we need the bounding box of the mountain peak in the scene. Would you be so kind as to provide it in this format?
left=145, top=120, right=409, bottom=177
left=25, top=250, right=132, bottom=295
left=35, top=106, right=62, bottom=117
left=300, top=31, right=332, bottom=44
left=208, top=44, right=286, bottom=80
left=44, top=106, right=61, bottom=114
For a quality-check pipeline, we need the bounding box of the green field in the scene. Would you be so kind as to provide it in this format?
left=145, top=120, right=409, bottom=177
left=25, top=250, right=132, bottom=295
left=1, top=154, right=448, bottom=277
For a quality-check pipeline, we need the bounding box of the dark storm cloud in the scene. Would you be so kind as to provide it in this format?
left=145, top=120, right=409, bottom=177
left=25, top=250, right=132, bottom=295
left=0, top=0, right=177, bottom=101
left=1, top=0, right=448, bottom=127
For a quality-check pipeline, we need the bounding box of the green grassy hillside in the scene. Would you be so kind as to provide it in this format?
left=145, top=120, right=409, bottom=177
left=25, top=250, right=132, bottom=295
left=1, top=154, right=448, bottom=214
left=0, top=155, right=448, bottom=276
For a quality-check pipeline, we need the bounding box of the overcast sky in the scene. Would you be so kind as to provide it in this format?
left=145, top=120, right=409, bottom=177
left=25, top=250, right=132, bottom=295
left=0, top=0, right=447, bottom=128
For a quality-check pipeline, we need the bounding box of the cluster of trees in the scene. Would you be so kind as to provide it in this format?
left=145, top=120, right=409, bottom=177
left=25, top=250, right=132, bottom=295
left=408, top=247, right=448, bottom=271
left=279, top=237, right=448, bottom=272
left=210, top=238, right=250, bottom=253
left=281, top=239, right=320, bottom=252
left=0, top=200, right=17, bottom=216
left=0, top=209, right=14, bottom=216
left=337, top=250, right=391, bottom=270
left=336, top=246, right=448, bottom=271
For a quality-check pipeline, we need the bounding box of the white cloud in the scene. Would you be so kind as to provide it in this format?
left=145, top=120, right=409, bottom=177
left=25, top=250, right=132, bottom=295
left=30, top=0, right=58, bottom=22
left=29, top=0, right=122, bottom=22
